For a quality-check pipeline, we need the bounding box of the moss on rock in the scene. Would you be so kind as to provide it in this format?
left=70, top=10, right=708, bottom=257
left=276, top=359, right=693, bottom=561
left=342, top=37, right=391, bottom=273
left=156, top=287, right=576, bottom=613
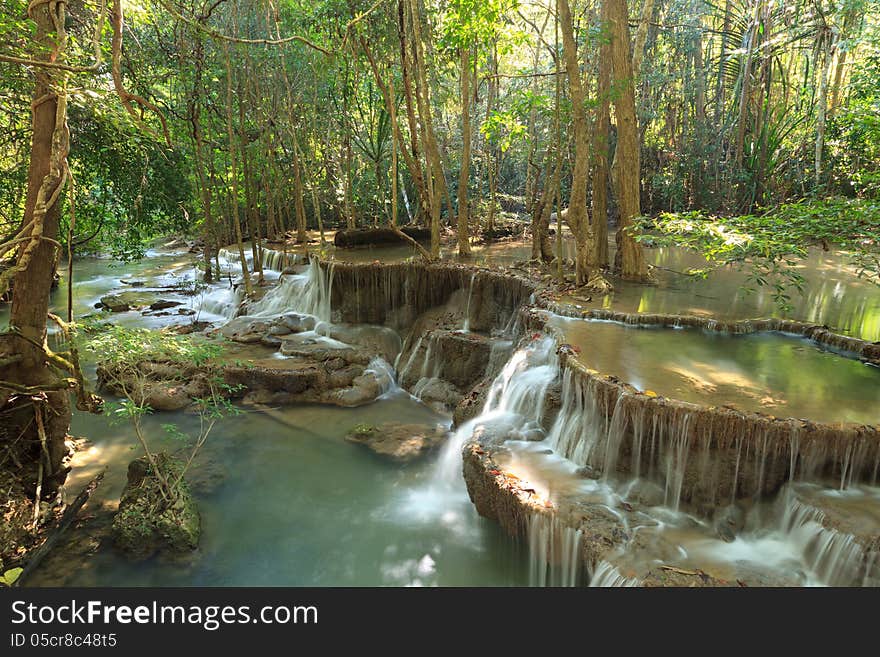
left=112, top=453, right=200, bottom=561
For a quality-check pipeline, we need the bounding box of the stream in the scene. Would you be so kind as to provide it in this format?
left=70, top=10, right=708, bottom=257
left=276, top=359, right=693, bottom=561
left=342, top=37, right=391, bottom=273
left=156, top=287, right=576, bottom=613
left=7, top=238, right=880, bottom=587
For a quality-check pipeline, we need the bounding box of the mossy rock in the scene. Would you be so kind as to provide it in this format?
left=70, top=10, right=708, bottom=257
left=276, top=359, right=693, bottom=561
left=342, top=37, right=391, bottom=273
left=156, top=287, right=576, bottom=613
left=98, top=291, right=158, bottom=312
left=112, top=453, right=200, bottom=561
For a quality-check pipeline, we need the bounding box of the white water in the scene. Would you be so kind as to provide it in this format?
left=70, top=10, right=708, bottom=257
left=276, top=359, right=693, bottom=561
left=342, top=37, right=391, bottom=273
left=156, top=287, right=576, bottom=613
left=528, top=513, right=583, bottom=586
left=429, top=336, right=558, bottom=488
left=461, top=273, right=476, bottom=333
left=248, top=258, right=332, bottom=321
left=589, top=561, right=640, bottom=587
left=365, top=356, right=399, bottom=397
left=195, top=284, right=243, bottom=321
left=205, top=250, right=879, bottom=588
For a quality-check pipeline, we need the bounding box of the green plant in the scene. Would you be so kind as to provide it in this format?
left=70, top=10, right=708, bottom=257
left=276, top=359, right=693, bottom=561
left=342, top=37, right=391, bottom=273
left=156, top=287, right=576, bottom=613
left=636, top=197, right=880, bottom=310
left=0, top=568, right=22, bottom=587
left=84, top=327, right=233, bottom=505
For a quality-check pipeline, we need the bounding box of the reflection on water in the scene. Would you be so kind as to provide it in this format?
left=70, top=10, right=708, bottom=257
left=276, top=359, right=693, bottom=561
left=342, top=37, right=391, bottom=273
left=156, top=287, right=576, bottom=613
left=30, top=392, right=528, bottom=587
left=7, top=236, right=880, bottom=587
left=589, top=246, right=880, bottom=342
left=549, top=316, right=880, bottom=424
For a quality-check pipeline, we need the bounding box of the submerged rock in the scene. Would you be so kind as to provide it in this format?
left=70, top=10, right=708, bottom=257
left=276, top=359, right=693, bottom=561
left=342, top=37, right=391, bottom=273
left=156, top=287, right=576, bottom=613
left=98, top=291, right=158, bottom=312
left=112, top=454, right=200, bottom=561
left=713, top=504, right=746, bottom=542
left=149, top=300, right=183, bottom=311
left=346, top=422, right=446, bottom=462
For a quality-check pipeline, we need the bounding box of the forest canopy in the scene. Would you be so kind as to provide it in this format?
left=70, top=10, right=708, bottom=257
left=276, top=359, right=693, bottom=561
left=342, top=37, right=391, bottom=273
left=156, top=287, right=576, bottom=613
left=1, top=0, right=877, bottom=269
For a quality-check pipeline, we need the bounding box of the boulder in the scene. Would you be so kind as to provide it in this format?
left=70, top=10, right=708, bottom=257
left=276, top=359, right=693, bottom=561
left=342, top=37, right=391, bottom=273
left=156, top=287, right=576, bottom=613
left=98, top=291, right=157, bottom=312
left=112, top=454, right=200, bottom=561
left=346, top=422, right=446, bottom=461
left=144, top=384, right=191, bottom=411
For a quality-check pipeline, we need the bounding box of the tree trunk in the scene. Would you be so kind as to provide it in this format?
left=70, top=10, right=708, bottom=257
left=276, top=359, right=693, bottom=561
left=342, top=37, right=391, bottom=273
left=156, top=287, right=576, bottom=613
left=485, top=43, right=499, bottom=233
left=457, top=46, right=472, bottom=256
left=815, top=30, right=834, bottom=191
left=222, top=40, right=252, bottom=295
left=0, top=2, right=73, bottom=494
left=293, top=137, right=308, bottom=244
left=558, top=0, right=592, bottom=285
left=631, top=0, right=657, bottom=79
left=607, top=0, right=648, bottom=281
left=591, top=13, right=612, bottom=270
left=407, top=0, right=443, bottom=257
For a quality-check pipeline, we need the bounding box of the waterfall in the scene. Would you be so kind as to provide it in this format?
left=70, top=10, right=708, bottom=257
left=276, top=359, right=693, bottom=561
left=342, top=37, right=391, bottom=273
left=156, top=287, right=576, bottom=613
left=196, top=284, right=243, bottom=321
left=527, top=513, right=583, bottom=587
left=546, top=370, right=607, bottom=469
left=777, top=485, right=871, bottom=586
left=260, top=248, right=302, bottom=273
left=462, top=273, right=476, bottom=332
left=248, top=257, right=332, bottom=321
left=589, top=561, right=640, bottom=587
left=396, top=335, right=424, bottom=385
left=365, top=356, right=398, bottom=397
left=433, top=335, right=559, bottom=487
left=486, top=339, right=514, bottom=380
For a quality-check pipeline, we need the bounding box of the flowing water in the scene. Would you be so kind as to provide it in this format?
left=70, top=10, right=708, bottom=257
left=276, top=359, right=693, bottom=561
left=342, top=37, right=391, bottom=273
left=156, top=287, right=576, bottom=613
left=29, top=392, right=528, bottom=586
left=8, top=237, right=880, bottom=587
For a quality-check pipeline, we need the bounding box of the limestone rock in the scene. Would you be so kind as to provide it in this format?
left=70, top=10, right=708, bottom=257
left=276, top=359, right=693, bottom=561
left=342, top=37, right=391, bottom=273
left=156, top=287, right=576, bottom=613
left=99, top=291, right=157, bottom=312
left=346, top=422, right=446, bottom=461
left=112, top=454, right=200, bottom=561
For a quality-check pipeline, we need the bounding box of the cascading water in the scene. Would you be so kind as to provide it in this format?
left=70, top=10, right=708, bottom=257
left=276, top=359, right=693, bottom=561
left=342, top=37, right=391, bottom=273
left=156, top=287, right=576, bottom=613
left=365, top=356, right=399, bottom=397
left=589, top=561, right=640, bottom=587
left=528, top=513, right=583, bottom=586
left=776, top=484, right=875, bottom=586
left=461, top=273, right=476, bottom=333
left=196, top=284, right=244, bottom=321
left=434, top=335, right=558, bottom=488
left=248, top=257, right=332, bottom=321
left=395, top=336, right=424, bottom=384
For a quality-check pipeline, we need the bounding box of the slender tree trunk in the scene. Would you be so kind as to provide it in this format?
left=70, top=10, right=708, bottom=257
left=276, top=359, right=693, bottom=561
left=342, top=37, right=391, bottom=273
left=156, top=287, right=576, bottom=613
left=592, top=14, right=612, bottom=270
left=485, top=43, right=499, bottom=233
left=815, top=30, right=833, bottom=191
left=222, top=41, right=252, bottom=295
left=407, top=0, right=443, bottom=257
left=293, top=137, right=308, bottom=244
left=397, top=0, right=429, bottom=226
left=558, top=0, right=592, bottom=285
left=457, top=46, right=472, bottom=256
left=607, top=0, right=648, bottom=281
left=631, top=0, right=657, bottom=79
left=188, top=30, right=215, bottom=283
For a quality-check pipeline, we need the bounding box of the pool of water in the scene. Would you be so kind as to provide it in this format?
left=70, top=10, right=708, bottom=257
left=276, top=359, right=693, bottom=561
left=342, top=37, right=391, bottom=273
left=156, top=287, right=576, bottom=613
left=548, top=315, right=880, bottom=424
left=29, top=391, right=528, bottom=587
left=8, top=236, right=880, bottom=587
left=570, top=246, right=880, bottom=342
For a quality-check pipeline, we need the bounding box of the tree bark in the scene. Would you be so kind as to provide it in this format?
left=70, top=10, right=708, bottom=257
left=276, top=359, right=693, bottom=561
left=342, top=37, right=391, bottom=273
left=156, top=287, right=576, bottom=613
left=607, top=0, right=648, bottom=281
left=222, top=40, right=252, bottom=295
left=1, top=1, right=73, bottom=494
left=591, top=10, right=612, bottom=270
left=558, top=0, right=592, bottom=285
left=457, top=46, right=472, bottom=256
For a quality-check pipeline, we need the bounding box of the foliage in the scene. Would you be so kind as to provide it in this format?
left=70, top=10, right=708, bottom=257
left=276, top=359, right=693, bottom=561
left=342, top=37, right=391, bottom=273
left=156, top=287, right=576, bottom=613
left=85, top=325, right=222, bottom=369
left=0, top=567, right=22, bottom=587
left=638, top=197, right=880, bottom=308
left=83, top=325, right=237, bottom=506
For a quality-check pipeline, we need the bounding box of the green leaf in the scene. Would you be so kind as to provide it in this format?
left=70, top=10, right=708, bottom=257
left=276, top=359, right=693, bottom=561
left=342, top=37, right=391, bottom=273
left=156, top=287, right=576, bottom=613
left=1, top=568, right=23, bottom=587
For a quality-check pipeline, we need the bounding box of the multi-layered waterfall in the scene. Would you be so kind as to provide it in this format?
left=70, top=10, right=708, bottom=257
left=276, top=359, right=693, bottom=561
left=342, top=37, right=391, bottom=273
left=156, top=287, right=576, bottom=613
left=224, top=248, right=880, bottom=587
